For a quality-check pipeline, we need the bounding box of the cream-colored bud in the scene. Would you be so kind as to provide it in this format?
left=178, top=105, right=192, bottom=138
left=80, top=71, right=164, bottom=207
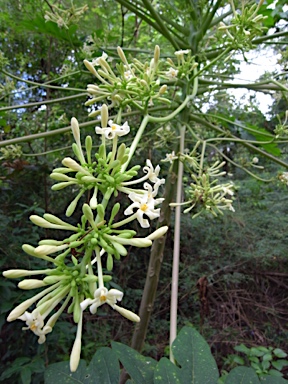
left=7, top=300, right=34, bottom=321
left=113, top=236, right=152, bottom=248
left=71, top=117, right=80, bottom=143
left=83, top=59, right=97, bottom=76
left=117, top=46, right=128, bottom=65
left=18, top=279, right=46, bottom=290
left=34, top=244, right=69, bottom=255
left=159, top=85, right=167, bottom=94
left=62, top=158, right=90, bottom=175
left=30, top=215, right=55, bottom=229
left=114, top=304, right=140, bottom=322
left=70, top=337, right=81, bottom=372
left=154, top=45, right=160, bottom=65
left=147, top=226, right=168, bottom=240
left=50, top=173, right=71, bottom=181
left=3, top=269, right=33, bottom=278
left=101, top=104, right=108, bottom=128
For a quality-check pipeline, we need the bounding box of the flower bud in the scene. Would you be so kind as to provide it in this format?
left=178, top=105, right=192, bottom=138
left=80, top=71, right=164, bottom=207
left=147, top=226, right=168, bottom=240
left=3, top=269, right=37, bottom=278
left=70, top=337, right=81, bottom=372
left=34, top=244, right=69, bottom=256
left=114, top=304, right=140, bottom=322
left=112, top=241, right=127, bottom=256
left=159, top=85, right=167, bottom=94
left=18, top=279, right=46, bottom=290
left=83, top=203, right=96, bottom=228
left=83, top=59, right=97, bottom=76
left=154, top=45, right=160, bottom=65
left=101, top=104, right=108, bottom=128
left=106, top=254, right=113, bottom=271
left=117, top=46, right=128, bottom=65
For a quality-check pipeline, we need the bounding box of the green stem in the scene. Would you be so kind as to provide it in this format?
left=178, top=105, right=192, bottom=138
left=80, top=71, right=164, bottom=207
left=0, top=93, right=86, bottom=112
left=169, top=125, right=185, bottom=364
left=1, top=69, right=85, bottom=92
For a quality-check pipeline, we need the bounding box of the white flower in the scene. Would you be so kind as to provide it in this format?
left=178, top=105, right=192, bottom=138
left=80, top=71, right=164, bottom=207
left=162, top=151, right=178, bottom=163
left=18, top=311, right=52, bottom=344
left=80, top=287, right=140, bottom=322
left=252, top=157, right=259, bottom=164
left=124, top=187, right=163, bottom=228
left=166, top=67, right=178, bottom=79
left=95, top=120, right=130, bottom=139
left=91, top=52, right=108, bottom=66
left=143, top=159, right=165, bottom=184
left=174, top=49, right=190, bottom=56
left=124, top=70, right=133, bottom=80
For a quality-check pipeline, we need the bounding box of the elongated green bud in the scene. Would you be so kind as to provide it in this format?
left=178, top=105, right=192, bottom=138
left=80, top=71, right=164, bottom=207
left=52, top=167, right=74, bottom=174
left=85, top=135, right=93, bottom=164
left=106, top=254, right=113, bottom=271
left=83, top=203, right=96, bottom=228
left=103, top=275, right=112, bottom=282
left=66, top=190, right=84, bottom=217
left=116, top=143, right=126, bottom=161
left=96, top=204, right=105, bottom=221
left=82, top=275, right=98, bottom=283
left=114, top=304, right=140, bottom=322
left=38, top=239, right=64, bottom=246
left=73, top=294, right=81, bottom=323
left=109, top=203, right=120, bottom=224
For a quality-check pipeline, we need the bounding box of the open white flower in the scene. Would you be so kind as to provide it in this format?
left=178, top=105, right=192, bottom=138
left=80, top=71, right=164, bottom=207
left=124, top=187, right=162, bottom=228
left=162, top=151, right=178, bottom=164
left=18, top=311, right=52, bottom=344
left=91, top=52, right=108, bottom=66
left=95, top=120, right=130, bottom=139
left=80, top=287, right=140, bottom=322
left=166, top=67, right=178, bottom=79
left=143, top=159, right=165, bottom=184
left=174, top=49, right=190, bottom=56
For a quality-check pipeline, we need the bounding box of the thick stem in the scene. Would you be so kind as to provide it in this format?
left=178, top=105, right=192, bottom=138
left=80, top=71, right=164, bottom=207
left=130, top=159, right=178, bottom=352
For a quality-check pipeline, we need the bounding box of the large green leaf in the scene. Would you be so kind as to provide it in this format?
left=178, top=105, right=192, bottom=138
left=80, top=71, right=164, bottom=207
left=260, top=375, right=288, bottom=383
left=153, top=357, right=182, bottom=383
left=111, top=341, right=157, bottom=384
left=224, top=367, right=260, bottom=383
left=172, top=326, right=219, bottom=384
left=44, top=347, right=119, bottom=384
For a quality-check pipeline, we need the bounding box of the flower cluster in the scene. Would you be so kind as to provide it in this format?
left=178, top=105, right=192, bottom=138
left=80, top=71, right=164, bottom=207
left=84, top=46, right=170, bottom=115
left=274, top=111, right=288, bottom=138
left=218, top=0, right=268, bottom=51
left=163, top=49, right=198, bottom=81
left=171, top=160, right=235, bottom=218
left=4, top=106, right=167, bottom=372
left=44, top=3, right=88, bottom=29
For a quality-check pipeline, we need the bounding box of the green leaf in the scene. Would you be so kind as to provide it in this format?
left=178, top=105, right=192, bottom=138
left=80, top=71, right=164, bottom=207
left=234, top=344, right=250, bottom=355
left=267, top=369, right=284, bottom=377
left=271, top=359, right=288, bottom=371
left=20, top=367, right=32, bottom=384
left=153, top=358, right=182, bottom=384
left=111, top=341, right=157, bottom=384
left=44, top=347, right=119, bottom=384
left=250, top=348, right=266, bottom=357
left=232, top=356, right=245, bottom=365
left=172, top=326, right=219, bottom=384
left=224, top=367, right=261, bottom=383
left=273, top=349, right=287, bottom=358
left=262, top=353, right=273, bottom=362
left=260, top=375, right=288, bottom=383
